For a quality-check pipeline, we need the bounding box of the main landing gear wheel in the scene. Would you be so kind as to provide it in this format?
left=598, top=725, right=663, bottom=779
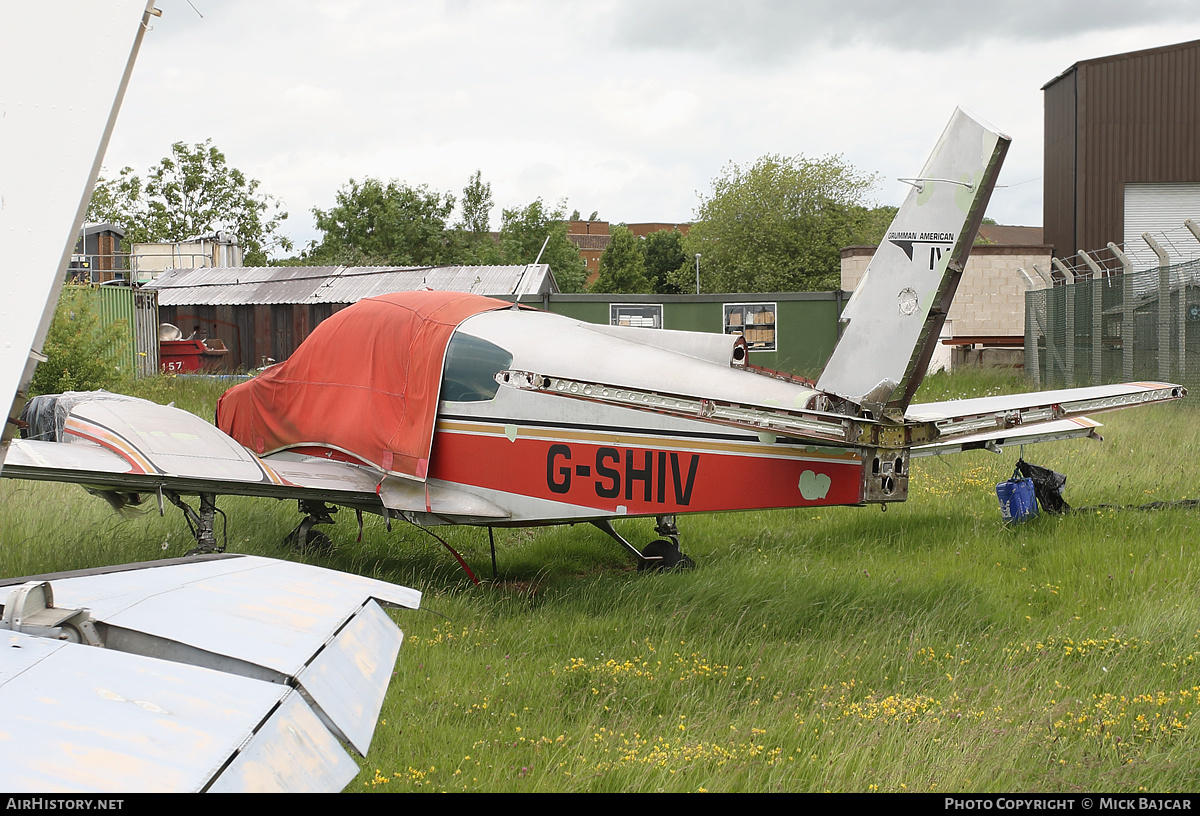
left=284, top=501, right=338, bottom=554
left=285, top=525, right=333, bottom=554
left=637, top=538, right=696, bottom=573
left=592, top=516, right=696, bottom=572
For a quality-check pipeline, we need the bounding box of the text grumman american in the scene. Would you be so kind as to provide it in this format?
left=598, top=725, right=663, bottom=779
left=886, top=231, right=956, bottom=241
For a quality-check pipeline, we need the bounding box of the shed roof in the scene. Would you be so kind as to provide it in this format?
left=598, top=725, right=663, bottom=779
left=144, top=264, right=557, bottom=306
left=1042, top=38, right=1200, bottom=89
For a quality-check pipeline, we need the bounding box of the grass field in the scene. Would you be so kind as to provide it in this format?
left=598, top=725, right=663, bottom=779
left=2, top=369, right=1198, bottom=792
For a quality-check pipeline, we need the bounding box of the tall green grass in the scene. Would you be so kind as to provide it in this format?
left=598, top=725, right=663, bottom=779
left=3, top=370, right=1199, bottom=792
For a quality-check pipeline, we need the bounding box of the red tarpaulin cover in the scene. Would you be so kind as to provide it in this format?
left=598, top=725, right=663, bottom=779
left=216, top=290, right=513, bottom=480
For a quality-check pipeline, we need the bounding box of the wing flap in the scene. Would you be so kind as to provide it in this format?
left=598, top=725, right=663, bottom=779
left=297, top=599, right=402, bottom=756
left=0, top=632, right=306, bottom=793
left=205, top=690, right=363, bottom=793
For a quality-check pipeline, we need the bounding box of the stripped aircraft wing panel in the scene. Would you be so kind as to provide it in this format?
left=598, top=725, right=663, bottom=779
left=907, top=381, right=1184, bottom=440
left=912, top=417, right=1104, bottom=458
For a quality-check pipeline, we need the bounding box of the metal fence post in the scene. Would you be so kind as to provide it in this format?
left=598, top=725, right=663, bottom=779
left=1052, top=258, right=1075, bottom=384
left=1143, top=233, right=1172, bottom=381
left=1019, top=268, right=1041, bottom=388
left=1078, top=250, right=1105, bottom=385
left=1108, top=243, right=1135, bottom=382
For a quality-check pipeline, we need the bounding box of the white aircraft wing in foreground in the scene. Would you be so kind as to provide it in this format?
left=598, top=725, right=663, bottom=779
left=0, top=1, right=421, bottom=792
left=0, top=556, right=418, bottom=792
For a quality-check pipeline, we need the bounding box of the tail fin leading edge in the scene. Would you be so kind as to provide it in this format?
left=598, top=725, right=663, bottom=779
left=815, top=108, right=1010, bottom=418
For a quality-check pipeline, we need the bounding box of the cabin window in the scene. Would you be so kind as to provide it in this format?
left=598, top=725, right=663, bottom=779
left=723, top=302, right=777, bottom=351
left=610, top=303, right=663, bottom=329
left=440, top=331, right=513, bottom=402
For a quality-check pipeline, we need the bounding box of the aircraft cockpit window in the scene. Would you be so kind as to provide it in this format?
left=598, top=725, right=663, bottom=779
left=440, top=331, right=513, bottom=402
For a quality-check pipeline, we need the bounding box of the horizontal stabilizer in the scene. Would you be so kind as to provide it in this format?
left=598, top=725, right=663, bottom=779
left=907, top=381, right=1184, bottom=442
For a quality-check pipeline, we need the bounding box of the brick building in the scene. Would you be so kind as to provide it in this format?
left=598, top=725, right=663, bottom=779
left=566, top=220, right=690, bottom=285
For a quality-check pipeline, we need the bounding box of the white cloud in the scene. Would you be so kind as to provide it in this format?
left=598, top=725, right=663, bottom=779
left=100, top=0, right=1200, bottom=252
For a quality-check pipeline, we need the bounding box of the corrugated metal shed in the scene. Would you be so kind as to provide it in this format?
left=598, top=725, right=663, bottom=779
left=145, top=264, right=557, bottom=306
left=149, top=265, right=557, bottom=371
left=1043, top=39, right=1200, bottom=257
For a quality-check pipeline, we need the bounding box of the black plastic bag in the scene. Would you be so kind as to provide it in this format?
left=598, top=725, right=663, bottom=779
left=1014, top=458, right=1070, bottom=514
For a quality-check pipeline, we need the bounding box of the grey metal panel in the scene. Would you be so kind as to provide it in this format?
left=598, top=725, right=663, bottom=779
left=296, top=599, right=402, bottom=756
left=1123, top=183, right=1200, bottom=271
left=134, top=288, right=160, bottom=376
left=206, top=690, right=361, bottom=793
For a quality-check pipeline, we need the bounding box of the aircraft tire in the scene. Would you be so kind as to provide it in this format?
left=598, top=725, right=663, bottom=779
left=284, top=523, right=334, bottom=555
left=638, top=539, right=695, bottom=573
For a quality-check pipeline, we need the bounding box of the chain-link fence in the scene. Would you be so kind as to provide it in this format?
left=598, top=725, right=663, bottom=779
left=1025, top=256, right=1200, bottom=388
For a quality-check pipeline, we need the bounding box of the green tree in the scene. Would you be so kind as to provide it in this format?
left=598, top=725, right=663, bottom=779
left=87, top=166, right=144, bottom=231
left=683, top=154, right=883, bottom=292
left=87, top=140, right=291, bottom=266
left=590, top=226, right=652, bottom=294
left=458, top=170, right=493, bottom=235
left=642, top=229, right=687, bottom=294
left=498, top=199, right=588, bottom=293
left=456, top=170, right=501, bottom=264
left=30, top=287, right=128, bottom=396
left=308, top=177, right=457, bottom=266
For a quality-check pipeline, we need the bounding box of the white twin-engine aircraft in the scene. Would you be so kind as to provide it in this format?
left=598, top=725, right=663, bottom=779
left=6, top=108, right=1184, bottom=573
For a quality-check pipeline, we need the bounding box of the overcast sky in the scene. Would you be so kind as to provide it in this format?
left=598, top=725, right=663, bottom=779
left=105, top=0, right=1200, bottom=255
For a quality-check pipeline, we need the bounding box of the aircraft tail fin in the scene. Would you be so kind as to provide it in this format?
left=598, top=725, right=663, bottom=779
left=815, top=108, right=1010, bottom=418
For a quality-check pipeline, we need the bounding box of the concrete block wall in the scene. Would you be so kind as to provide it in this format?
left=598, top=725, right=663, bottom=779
left=840, top=244, right=1052, bottom=339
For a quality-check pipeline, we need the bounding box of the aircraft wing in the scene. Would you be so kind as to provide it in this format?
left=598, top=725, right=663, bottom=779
left=906, top=381, right=1183, bottom=444
left=5, top=391, right=511, bottom=521
left=0, top=554, right=419, bottom=792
